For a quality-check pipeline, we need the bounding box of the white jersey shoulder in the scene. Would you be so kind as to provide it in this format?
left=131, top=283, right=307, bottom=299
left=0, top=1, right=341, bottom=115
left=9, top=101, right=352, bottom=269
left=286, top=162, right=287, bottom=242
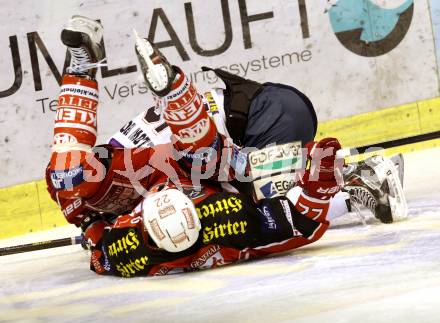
left=107, top=88, right=228, bottom=148
left=108, top=106, right=172, bottom=148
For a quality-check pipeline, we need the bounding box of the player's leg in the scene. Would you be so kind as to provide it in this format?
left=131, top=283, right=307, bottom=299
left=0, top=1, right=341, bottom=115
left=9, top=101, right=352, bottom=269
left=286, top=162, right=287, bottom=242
left=48, top=16, right=106, bottom=200
left=287, top=154, right=407, bottom=225
left=344, top=154, right=408, bottom=223
left=133, top=34, right=220, bottom=167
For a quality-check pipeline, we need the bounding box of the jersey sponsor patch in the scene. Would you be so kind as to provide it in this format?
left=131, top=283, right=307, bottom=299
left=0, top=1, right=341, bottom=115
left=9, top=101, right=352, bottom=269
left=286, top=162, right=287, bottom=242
left=190, top=245, right=225, bottom=269
left=102, top=227, right=152, bottom=278
left=248, top=142, right=302, bottom=179
left=253, top=175, right=296, bottom=200
left=260, top=181, right=277, bottom=198
left=258, top=205, right=278, bottom=230
left=203, top=91, right=219, bottom=114
left=196, top=193, right=249, bottom=247
left=50, top=165, right=84, bottom=190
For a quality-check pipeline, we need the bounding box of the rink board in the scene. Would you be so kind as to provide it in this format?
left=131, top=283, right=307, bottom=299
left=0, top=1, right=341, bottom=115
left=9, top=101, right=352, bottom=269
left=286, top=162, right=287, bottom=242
left=1, top=0, right=440, bottom=235
left=1, top=193, right=439, bottom=322
left=1, top=96, right=440, bottom=239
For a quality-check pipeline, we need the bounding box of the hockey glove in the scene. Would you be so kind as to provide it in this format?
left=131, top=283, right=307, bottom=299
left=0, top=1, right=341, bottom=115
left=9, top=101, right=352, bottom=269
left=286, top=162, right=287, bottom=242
left=80, top=213, right=111, bottom=274
left=298, top=138, right=344, bottom=200
left=80, top=213, right=108, bottom=250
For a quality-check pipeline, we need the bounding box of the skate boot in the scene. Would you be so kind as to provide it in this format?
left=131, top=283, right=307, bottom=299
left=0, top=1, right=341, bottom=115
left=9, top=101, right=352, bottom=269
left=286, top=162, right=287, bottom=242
left=343, top=154, right=408, bottom=223
left=61, top=15, right=106, bottom=78
left=133, top=29, right=177, bottom=96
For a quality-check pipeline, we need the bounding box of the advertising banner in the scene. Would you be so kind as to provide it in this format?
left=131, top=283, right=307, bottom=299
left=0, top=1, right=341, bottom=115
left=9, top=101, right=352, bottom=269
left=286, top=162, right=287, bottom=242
left=0, top=0, right=438, bottom=186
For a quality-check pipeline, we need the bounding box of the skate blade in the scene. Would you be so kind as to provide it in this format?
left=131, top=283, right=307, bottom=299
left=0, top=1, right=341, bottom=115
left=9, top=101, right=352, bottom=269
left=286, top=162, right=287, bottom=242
left=382, top=157, right=408, bottom=221
left=389, top=153, right=405, bottom=185
left=133, top=29, right=169, bottom=92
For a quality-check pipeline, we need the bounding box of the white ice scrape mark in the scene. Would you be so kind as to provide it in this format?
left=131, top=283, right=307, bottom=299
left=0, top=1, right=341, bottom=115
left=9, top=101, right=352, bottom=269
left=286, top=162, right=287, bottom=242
left=1, top=148, right=440, bottom=322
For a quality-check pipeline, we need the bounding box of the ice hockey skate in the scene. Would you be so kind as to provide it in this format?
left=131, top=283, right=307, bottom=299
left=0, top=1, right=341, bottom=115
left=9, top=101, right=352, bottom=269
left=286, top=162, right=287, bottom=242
left=343, top=154, right=408, bottom=224
left=61, top=15, right=105, bottom=78
left=133, top=29, right=176, bottom=96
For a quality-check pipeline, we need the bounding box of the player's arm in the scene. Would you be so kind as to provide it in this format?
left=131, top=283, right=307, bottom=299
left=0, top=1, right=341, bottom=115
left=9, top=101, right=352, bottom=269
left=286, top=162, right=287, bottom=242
left=245, top=138, right=344, bottom=255
left=133, top=35, right=247, bottom=184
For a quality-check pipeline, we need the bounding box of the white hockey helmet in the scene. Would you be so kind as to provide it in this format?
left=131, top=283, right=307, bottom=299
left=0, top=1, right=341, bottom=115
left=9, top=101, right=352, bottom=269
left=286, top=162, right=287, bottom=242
left=141, top=189, right=201, bottom=253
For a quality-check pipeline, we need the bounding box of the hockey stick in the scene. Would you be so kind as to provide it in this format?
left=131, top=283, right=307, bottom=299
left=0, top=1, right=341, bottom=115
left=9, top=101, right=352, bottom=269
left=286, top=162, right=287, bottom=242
left=0, top=235, right=82, bottom=256
left=3, top=132, right=438, bottom=256
left=337, top=130, right=440, bottom=156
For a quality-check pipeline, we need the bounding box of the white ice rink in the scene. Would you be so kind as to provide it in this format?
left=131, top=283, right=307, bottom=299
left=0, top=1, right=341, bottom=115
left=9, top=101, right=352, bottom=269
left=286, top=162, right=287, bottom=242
left=1, top=148, right=440, bottom=323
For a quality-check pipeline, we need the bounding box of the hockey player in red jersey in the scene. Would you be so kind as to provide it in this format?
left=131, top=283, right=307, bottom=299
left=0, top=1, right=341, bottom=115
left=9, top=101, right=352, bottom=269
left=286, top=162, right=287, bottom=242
left=46, top=16, right=348, bottom=277
left=107, top=37, right=407, bottom=225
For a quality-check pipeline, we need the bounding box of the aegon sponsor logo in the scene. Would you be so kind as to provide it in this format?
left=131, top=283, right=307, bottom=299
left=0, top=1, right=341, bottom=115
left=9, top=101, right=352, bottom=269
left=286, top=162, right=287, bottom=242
left=260, top=179, right=295, bottom=198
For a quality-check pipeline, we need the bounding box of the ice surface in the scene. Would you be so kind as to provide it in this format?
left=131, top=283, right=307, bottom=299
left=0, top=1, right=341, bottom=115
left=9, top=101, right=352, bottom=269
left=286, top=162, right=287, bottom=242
left=1, top=148, right=440, bottom=323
